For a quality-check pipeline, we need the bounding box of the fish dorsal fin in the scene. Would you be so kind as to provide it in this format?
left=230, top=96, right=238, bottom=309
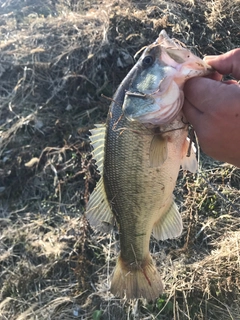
left=181, top=137, right=198, bottom=173
left=149, top=134, right=168, bottom=167
left=89, top=124, right=106, bottom=175
left=86, top=124, right=114, bottom=232
left=152, top=200, right=182, bottom=240
left=86, top=178, right=114, bottom=232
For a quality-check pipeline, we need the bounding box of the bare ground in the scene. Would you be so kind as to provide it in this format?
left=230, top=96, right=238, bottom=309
left=0, top=0, right=240, bottom=319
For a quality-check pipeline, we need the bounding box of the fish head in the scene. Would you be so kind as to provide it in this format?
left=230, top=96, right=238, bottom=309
left=122, top=30, right=213, bottom=126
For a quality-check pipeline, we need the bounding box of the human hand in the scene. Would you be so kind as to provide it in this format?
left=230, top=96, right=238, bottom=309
left=183, top=49, right=240, bottom=167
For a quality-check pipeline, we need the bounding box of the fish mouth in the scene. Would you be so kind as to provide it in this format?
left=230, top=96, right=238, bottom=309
left=156, top=30, right=179, bottom=48
left=154, top=29, right=188, bottom=56
left=156, top=30, right=214, bottom=73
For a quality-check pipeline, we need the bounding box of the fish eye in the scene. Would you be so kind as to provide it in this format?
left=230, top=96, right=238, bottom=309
left=142, top=55, right=154, bottom=67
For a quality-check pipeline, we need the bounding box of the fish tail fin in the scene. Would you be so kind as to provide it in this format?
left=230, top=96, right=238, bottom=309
left=110, top=254, right=163, bottom=301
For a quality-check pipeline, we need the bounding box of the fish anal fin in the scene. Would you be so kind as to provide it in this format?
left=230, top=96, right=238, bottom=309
left=149, top=135, right=168, bottom=167
left=86, top=178, right=114, bottom=233
left=111, top=253, right=163, bottom=301
left=152, top=200, right=182, bottom=241
left=181, top=137, right=198, bottom=173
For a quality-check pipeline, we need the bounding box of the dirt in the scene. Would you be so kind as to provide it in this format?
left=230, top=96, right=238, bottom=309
left=0, top=0, right=240, bottom=319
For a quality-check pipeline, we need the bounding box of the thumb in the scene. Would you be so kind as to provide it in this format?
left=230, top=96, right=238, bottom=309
left=204, top=48, right=240, bottom=80
left=183, top=77, right=223, bottom=112
left=183, top=76, right=240, bottom=113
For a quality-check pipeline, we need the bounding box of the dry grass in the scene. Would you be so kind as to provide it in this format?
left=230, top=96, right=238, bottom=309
left=0, top=0, right=240, bottom=319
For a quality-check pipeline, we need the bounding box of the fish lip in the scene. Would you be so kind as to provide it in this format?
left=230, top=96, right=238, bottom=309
left=155, top=30, right=182, bottom=49
left=156, top=30, right=213, bottom=70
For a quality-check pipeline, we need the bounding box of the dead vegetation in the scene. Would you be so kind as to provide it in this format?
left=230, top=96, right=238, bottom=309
left=0, top=0, right=240, bottom=319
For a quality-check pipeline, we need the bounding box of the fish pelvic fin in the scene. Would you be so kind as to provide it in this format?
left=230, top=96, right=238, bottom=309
left=152, top=199, right=182, bottom=241
left=110, top=253, right=164, bottom=301
left=181, top=137, right=198, bottom=173
left=86, top=124, right=114, bottom=232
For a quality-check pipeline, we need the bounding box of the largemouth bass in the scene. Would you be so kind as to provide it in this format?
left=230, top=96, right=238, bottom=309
left=86, top=30, right=212, bottom=301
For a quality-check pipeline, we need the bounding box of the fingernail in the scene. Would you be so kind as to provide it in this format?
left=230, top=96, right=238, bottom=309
left=203, top=55, right=219, bottom=62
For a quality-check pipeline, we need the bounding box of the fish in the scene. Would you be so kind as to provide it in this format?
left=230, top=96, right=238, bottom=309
left=86, top=30, right=212, bottom=301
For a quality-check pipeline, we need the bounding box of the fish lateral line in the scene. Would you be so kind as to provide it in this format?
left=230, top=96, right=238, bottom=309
left=135, top=232, right=147, bottom=237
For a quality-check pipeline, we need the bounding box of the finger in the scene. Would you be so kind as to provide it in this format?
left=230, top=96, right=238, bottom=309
left=207, top=71, right=222, bottom=81
left=223, top=79, right=240, bottom=85
left=183, top=76, right=240, bottom=113
left=183, top=97, right=203, bottom=131
left=204, top=48, right=240, bottom=80
left=183, top=77, right=221, bottom=113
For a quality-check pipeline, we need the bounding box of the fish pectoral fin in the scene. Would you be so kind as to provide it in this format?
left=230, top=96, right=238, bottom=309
left=152, top=200, right=182, bottom=240
left=86, top=178, right=114, bottom=232
left=149, top=134, right=168, bottom=167
left=89, top=124, right=106, bottom=175
left=181, top=137, right=198, bottom=173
